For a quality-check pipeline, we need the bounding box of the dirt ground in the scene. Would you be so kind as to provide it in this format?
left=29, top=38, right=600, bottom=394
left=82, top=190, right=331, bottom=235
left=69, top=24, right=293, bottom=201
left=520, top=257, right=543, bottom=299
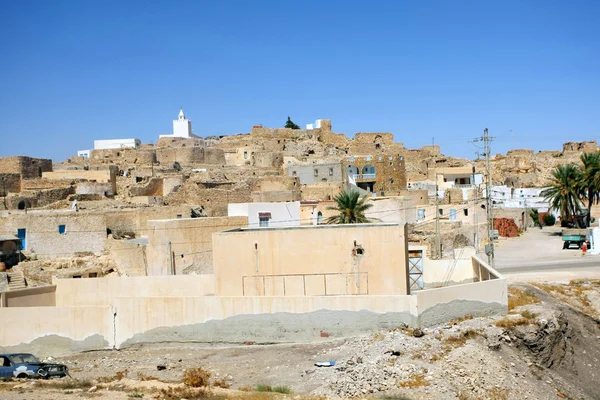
left=2, top=280, right=600, bottom=400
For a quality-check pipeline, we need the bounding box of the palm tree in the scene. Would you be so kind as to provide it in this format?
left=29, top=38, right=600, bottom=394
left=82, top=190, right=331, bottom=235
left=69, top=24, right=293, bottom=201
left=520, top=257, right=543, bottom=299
left=326, top=190, right=373, bottom=224
left=541, top=164, right=583, bottom=227
left=580, top=153, right=600, bottom=227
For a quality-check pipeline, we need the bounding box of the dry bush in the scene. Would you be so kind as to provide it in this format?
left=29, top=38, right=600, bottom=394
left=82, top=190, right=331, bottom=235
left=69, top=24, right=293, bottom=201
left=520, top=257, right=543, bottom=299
left=182, top=368, right=212, bottom=388
left=508, top=288, right=540, bottom=311
left=495, top=317, right=530, bottom=329
left=486, top=386, right=509, bottom=400
left=212, top=377, right=231, bottom=389
left=159, top=386, right=214, bottom=400
left=137, top=371, right=159, bottom=381
left=370, top=332, right=385, bottom=342
left=411, top=352, right=423, bottom=360
left=449, top=314, right=474, bottom=325
left=520, top=310, right=537, bottom=320
left=397, top=373, right=429, bottom=388
left=255, top=384, right=291, bottom=394
left=39, top=379, right=93, bottom=390
left=97, top=369, right=128, bottom=383
left=444, top=329, right=484, bottom=347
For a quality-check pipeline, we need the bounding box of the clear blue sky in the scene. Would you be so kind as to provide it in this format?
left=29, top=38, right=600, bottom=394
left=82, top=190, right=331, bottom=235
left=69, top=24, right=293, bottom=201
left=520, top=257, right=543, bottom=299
left=0, top=0, right=598, bottom=161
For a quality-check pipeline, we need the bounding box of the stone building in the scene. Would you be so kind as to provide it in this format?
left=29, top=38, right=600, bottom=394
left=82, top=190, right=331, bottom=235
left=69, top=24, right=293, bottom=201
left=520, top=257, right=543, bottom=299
left=344, top=153, right=407, bottom=196
left=286, top=161, right=343, bottom=184
left=0, top=156, right=52, bottom=179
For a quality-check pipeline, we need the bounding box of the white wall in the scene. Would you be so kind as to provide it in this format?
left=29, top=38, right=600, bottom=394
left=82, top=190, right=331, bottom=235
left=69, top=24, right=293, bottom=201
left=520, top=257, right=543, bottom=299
left=228, top=202, right=301, bottom=228
left=173, top=119, right=192, bottom=137
left=94, top=139, right=141, bottom=150
left=77, top=150, right=90, bottom=158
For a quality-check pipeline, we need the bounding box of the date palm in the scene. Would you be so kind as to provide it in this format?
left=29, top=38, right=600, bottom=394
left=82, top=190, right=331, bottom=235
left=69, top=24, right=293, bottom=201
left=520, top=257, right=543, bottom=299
left=580, top=153, right=600, bottom=227
left=326, top=190, right=373, bottom=224
left=541, top=164, right=583, bottom=226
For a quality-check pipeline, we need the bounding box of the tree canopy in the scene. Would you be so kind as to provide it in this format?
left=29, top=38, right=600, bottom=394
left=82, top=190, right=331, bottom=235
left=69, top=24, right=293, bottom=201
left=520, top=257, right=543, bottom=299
left=284, top=116, right=300, bottom=129
left=326, top=190, right=373, bottom=224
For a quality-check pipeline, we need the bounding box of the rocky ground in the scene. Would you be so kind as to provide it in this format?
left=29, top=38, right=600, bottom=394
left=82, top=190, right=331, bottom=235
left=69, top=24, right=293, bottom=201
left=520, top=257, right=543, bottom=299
left=1, top=281, right=599, bottom=400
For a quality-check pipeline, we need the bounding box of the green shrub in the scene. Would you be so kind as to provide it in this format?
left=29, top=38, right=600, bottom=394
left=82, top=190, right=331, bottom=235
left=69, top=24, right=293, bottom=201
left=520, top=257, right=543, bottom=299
left=543, top=214, right=556, bottom=226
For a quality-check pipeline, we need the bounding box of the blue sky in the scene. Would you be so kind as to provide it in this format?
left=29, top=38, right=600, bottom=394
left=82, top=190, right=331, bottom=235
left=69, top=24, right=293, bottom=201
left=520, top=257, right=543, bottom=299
left=0, top=0, right=598, bottom=161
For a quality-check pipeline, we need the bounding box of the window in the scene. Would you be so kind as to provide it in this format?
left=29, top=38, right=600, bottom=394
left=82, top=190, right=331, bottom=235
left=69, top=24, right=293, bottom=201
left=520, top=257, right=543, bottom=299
left=366, top=156, right=372, bottom=161
left=314, top=169, right=319, bottom=177
left=439, top=209, right=443, bottom=216
left=389, top=161, right=393, bottom=166
left=258, top=212, right=271, bottom=227
left=464, top=209, right=469, bottom=216
left=292, top=171, right=297, bottom=176
left=349, top=156, right=355, bottom=161
left=329, top=168, right=334, bottom=176
left=378, top=156, right=382, bottom=161
left=58, top=225, right=66, bottom=234
left=243, top=151, right=248, bottom=160
left=375, top=143, right=381, bottom=150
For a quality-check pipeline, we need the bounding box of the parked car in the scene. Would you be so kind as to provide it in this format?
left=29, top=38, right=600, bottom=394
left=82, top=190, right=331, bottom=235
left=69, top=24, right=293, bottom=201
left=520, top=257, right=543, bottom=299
left=0, top=353, right=68, bottom=379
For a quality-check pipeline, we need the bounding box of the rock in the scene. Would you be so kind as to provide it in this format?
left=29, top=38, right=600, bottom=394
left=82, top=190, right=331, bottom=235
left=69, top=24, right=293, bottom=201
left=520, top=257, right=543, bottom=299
left=413, top=329, right=425, bottom=338
left=88, top=386, right=98, bottom=393
left=156, top=365, right=167, bottom=371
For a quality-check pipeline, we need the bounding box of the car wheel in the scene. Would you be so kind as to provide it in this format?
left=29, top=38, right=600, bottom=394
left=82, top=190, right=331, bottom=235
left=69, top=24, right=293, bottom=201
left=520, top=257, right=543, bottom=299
left=16, top=373, right=28, bottom=379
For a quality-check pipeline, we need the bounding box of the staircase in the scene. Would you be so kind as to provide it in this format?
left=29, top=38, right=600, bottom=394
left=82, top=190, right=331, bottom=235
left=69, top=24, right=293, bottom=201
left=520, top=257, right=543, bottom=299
left=7, top=271, right=27, bottom=291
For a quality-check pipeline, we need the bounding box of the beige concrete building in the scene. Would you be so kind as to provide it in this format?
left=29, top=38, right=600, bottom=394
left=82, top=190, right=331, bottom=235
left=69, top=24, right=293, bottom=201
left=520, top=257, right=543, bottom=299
left=145, top=216, right=248, bottom=275
left=213, top=223, right=410, bottom=297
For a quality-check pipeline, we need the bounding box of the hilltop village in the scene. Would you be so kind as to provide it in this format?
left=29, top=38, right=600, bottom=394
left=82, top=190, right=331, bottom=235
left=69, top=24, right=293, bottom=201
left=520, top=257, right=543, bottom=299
left=1, top=110, right=600, bottom=399
left=0, top=110, right=596, bottom=285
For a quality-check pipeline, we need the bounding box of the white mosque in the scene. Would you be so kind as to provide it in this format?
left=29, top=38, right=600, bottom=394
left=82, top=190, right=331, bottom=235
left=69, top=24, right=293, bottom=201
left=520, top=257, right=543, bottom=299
left=160, top=108, right=196, bottom=139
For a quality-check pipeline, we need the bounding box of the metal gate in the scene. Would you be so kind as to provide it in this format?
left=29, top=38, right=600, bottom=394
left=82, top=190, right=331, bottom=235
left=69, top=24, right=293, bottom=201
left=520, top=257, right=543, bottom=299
left=408, top=250, right=424, bottom=292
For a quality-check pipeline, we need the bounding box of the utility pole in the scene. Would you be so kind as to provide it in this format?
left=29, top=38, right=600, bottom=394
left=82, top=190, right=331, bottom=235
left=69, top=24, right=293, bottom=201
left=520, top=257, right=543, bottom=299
left=474, top=128, right=495, bottom=266
left=435, top=175, right=441, bottom=259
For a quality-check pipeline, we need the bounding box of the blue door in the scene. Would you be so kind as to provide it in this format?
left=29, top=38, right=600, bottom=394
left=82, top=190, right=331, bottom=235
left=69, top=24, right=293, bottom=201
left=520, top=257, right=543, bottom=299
left=17, top=228, right=26, bottom=250
left=0, top=356, right=15, bottom=377
left=449, top=209, right=457, bottom=221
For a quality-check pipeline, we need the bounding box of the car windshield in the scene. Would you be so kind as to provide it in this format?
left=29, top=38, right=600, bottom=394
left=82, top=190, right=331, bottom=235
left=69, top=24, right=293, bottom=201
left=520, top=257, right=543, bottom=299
left=10, top=354, right=39, bottom=364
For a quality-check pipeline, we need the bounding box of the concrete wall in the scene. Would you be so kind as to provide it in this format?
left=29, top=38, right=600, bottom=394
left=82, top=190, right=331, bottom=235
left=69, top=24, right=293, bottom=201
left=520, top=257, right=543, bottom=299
left=54, top=275, right=215, bottom=307
left=145, top=216, right=248, bottom=275
left=228, top=202, right=301, bottom=228
left=0, top=255, right=506, bottom=354
left=213, top=223, right=410, bottom=297
left=0, top=306, right=113, bottom=356
left=0, top=211, right=106, bottom=258
left=1, top=285, right=56, bottom=307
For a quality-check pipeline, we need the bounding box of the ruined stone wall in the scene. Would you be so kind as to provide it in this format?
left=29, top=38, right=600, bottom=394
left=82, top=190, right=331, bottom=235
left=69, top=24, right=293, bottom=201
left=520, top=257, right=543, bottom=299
left=156, top=147, right=226, bottom=166
left=562, top=140, right=597, bottom=153
left=354, top=133, right=395, bottom=144
left=128, top=177, right=164, bottom=197
left=247, top=176, right=300, bottom=192
left=0, top=173, right=21, bottom=194
left=252, top=151, right=283, bottom=168
left=0, top=157, right=52, bottom=179
left=155, top=136, right=205, bottom=148
left=103, top=206, right=195, bottom=235
left=89, top=148, right=156, bottom=166
left=300, top=182, right=344, bottom=201
left=251, top=190, right=301, bottom=202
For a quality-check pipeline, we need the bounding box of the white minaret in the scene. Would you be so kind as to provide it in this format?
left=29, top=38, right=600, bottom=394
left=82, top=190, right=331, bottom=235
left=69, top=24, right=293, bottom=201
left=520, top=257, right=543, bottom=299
left=172, top=108, right=192, bottom=137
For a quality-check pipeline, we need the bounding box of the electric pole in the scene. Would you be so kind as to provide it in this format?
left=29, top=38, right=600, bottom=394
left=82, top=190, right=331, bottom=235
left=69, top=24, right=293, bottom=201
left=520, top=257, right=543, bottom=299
left=435, top=175, right=441, bottom=259
left=474, top=128, right=495, bottom=266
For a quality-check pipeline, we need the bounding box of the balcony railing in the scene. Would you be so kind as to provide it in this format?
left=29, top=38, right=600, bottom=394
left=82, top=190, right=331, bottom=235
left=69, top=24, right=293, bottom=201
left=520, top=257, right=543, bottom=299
left=361, top=173, right=376, bottom=179
left=453, top=184, right=474, bottom=189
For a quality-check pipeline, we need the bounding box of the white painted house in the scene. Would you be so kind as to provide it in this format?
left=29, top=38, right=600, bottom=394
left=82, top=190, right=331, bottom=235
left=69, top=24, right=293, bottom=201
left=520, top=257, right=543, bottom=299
left=93, top=138, right=141, bottom=150
left=228, top=202, right=301, bottom=228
